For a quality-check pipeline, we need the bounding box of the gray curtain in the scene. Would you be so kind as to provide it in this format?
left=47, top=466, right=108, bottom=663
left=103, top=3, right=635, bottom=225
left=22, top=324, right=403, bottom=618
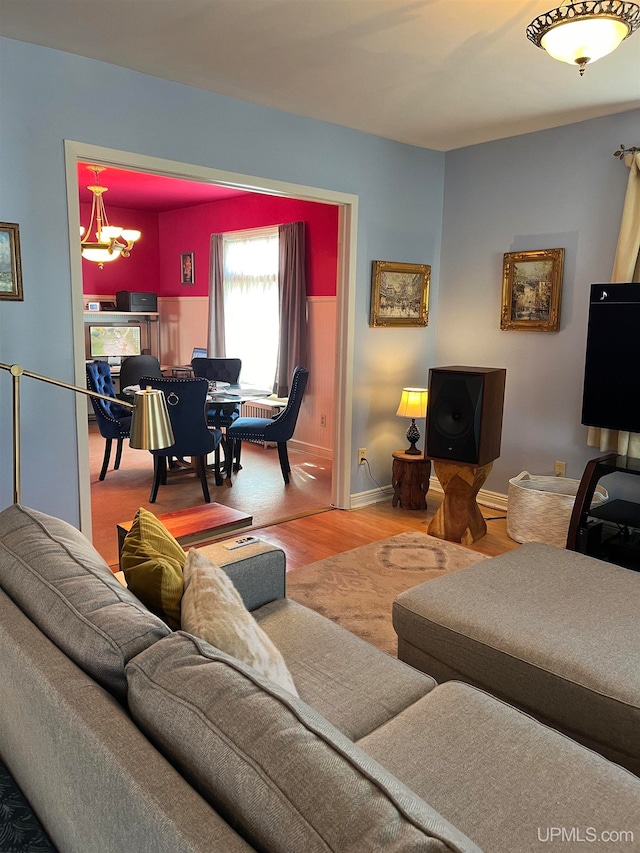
left=207, top=233, right=225, bottom=356
left=275, top=222, right=307, bottom=396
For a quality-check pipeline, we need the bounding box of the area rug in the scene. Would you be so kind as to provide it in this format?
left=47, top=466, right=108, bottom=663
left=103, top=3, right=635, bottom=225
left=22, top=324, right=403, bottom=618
left=286, top=532, right=487, bottom=657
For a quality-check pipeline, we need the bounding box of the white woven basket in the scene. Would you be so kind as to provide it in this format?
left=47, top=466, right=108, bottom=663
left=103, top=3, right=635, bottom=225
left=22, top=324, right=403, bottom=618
left=506, top=471, right=608, bottom=548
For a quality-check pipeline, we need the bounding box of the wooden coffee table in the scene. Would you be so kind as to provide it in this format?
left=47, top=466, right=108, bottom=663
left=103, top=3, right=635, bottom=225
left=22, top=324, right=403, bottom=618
left=117, top=503, right=253, bottom=565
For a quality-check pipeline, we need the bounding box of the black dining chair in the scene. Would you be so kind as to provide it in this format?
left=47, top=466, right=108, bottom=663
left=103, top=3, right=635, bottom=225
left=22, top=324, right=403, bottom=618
left=226, top=366, right=309, bottom=485
left=192, top=357, right=243, bottom=468
left=86, top=361, right=133, bottom=481
left=191, top=357, right=242, bottom=386
left=117, top=354, right=163, bottom=399
left=141, top=375, right=223, bottom=503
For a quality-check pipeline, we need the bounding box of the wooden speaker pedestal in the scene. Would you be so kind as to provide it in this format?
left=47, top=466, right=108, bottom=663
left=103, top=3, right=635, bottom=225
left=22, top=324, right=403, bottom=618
left=428, top=460, right=492, bottom=544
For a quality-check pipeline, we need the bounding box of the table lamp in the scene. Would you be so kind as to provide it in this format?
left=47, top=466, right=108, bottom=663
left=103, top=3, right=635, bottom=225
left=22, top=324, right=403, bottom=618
left=1, top=361, right=174, bottom=505
left=396, top=387, right=428, bottom=455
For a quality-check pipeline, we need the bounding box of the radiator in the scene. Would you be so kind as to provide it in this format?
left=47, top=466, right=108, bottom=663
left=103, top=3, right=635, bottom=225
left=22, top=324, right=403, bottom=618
left=241, top=400, right=284, bottom=447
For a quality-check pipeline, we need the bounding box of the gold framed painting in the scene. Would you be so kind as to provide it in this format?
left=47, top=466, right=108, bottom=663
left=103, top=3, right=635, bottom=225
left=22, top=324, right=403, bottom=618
left=501, top=248, right=564, bottom=332
left=0, top=222, right=23, bottom=302
left=370, top=260, right=430, bottom=327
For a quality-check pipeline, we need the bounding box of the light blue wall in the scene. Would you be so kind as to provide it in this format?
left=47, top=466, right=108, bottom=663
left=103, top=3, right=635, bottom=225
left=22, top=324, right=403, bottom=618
left=0, top=38, right=444, bottom=523
left=440, top=109, right=640, bottom=497
left=2, top=37, right=636, bottom=526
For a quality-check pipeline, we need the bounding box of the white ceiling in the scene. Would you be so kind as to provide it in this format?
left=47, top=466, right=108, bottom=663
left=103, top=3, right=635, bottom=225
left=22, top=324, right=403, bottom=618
left=1, top=0, right=638, bottom=150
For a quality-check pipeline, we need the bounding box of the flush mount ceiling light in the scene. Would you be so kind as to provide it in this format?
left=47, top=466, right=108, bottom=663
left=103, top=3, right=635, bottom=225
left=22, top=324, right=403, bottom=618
left=80, top=165, right=141, bottom=268
left=527, top=1, right=640, bottom=75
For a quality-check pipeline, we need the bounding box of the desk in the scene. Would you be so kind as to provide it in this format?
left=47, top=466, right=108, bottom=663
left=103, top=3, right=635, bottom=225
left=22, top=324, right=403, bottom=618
left=168, top=365, right=194, bottom=377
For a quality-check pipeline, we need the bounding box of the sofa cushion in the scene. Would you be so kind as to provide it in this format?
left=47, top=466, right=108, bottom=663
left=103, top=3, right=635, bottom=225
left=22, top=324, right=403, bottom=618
left=181, top=548, right=298, bottom=695
left=121, top=507, right=185, bottom=630
left=126, top=632, right=481, bottom=853
left=358, top=681, right=640, bottom=853
left=0, top=504, right=170, bottom=701
left=254, top=597, right=436, bottom=740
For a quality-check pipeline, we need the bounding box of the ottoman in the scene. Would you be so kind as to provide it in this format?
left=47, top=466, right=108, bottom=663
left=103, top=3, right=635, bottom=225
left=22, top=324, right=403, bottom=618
left=393, top=542, right=640, bottom=774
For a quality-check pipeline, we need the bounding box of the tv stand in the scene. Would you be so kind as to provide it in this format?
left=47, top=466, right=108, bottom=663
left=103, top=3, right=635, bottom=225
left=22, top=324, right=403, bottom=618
left=567, top=452, right=640, bottom=571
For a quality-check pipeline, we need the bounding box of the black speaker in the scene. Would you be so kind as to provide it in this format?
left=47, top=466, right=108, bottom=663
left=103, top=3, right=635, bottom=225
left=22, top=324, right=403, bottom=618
left=426, top=366, right=506, bottom=466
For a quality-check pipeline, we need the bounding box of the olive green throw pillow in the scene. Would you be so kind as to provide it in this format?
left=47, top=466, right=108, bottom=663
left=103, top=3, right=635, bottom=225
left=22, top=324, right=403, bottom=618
left=121, top=507, right=185, bottom=630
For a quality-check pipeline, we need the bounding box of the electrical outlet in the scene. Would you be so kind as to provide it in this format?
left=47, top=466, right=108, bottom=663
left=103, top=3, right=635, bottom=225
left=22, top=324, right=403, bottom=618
left=320, top=414, right=327, bottom=427
left=554, top=460, right=567, bottom=477
left=358, top=447, right=367, bottom=465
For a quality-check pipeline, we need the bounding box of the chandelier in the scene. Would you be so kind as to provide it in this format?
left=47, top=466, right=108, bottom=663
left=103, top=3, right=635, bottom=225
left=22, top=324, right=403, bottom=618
left=80, top=166, right=141, bottom=267
left=527, top=1, right=640, bottom=75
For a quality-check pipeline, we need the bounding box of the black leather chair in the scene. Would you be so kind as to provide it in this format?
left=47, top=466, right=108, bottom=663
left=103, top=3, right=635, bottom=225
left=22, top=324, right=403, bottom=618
left=141, top=375, right=223, bottom=503
left=118, top=354, right=163, bottom=399
left=86, top=361, right=132, bottom=481
left=226, top=366, right=309, bottom=484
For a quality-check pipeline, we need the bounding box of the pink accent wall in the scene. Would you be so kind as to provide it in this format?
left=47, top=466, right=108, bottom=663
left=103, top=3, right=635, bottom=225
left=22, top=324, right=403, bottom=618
left=80, top=204, right=160, bottom=295
left=157, top=193, right=338, bottom=297
left=82, top=193, right=338, bottom=298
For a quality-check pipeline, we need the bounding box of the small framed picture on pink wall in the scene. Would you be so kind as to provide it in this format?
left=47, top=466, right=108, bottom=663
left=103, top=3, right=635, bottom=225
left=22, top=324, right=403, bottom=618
left=181, top=252, right=194, bottom=285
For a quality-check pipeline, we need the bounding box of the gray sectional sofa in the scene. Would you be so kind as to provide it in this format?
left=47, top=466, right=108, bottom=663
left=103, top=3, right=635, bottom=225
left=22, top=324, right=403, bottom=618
left=393, top=542, right=640, bottom=775
left=1, top=503, right=639, bottom=853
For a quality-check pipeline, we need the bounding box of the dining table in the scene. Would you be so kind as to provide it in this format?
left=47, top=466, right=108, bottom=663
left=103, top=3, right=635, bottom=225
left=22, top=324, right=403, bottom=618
left=122, top=380, right=275, bottom=481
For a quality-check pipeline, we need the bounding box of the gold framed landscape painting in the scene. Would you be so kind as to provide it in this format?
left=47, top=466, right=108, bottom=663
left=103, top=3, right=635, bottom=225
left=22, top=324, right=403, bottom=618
left=0, top=222, right=23, bottom=302
left=370, top=260, right=430, bottom=327
left=501, top=248, right=564, bottom=332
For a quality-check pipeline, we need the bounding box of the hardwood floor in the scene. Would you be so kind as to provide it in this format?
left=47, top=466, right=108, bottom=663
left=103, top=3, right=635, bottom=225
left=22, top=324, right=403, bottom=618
left=248, top=497, right=519, bottom=572
left=89, top=423, right=520, bottom=571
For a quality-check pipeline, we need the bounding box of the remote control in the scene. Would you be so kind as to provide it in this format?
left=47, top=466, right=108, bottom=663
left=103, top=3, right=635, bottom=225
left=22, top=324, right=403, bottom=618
left=224, top=536, right=259, bottom=550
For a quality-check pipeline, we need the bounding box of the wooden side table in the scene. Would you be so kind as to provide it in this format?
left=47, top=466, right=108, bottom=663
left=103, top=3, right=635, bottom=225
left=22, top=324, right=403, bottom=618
left=392, top=451, right=431, bottom=510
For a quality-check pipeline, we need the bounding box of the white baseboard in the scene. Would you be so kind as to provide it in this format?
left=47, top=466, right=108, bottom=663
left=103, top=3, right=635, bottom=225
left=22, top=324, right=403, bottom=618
left=350, top=485, right=394, bottom=508
left=289, top=439, right=333, bottom=460
left=350, top=478, right=508, bottom=513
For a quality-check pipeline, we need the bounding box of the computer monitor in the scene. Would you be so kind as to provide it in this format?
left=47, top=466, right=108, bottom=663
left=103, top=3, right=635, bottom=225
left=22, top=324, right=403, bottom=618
left=89, top=325, right=142, bottom=361
left=192, top=347, right=207, bottom=360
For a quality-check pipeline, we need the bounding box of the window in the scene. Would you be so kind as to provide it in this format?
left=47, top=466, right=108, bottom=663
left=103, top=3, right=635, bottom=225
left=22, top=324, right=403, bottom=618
left=222, top=228, right=279, bottom=389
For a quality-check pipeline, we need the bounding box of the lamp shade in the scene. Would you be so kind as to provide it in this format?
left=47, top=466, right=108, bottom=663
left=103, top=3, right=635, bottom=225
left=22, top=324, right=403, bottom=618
left=396, top=388, right=428, bottom=420
left=542, top=15, right=630, bottom=64
left=527, top=1, right=640, bottom=75
left=130, top=388, right=174, bottom=449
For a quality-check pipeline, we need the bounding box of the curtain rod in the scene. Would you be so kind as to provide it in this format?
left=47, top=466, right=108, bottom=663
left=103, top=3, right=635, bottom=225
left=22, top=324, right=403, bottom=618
left=614, top=144, right=639, bottom=160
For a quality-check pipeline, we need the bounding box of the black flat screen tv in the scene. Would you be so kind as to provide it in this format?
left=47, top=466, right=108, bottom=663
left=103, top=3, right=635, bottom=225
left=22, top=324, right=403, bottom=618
left=581, top=283, right=640, bottom=434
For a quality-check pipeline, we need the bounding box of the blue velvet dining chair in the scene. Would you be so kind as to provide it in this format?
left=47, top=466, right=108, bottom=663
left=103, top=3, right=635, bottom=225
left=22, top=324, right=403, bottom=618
left=86, top=361, right=133, bottom=481
left=225, top=366, right=309, bottom=485
left=141, top=375, right=223, bottom=503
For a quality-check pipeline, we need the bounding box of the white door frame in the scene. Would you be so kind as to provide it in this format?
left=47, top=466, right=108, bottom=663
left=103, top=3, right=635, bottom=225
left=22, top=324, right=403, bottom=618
left=64, top=140, right=357, bottom=538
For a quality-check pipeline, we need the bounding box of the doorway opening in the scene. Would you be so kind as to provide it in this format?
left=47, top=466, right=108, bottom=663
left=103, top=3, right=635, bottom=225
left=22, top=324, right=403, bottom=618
left=65, top=140, right=357, bottom=548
